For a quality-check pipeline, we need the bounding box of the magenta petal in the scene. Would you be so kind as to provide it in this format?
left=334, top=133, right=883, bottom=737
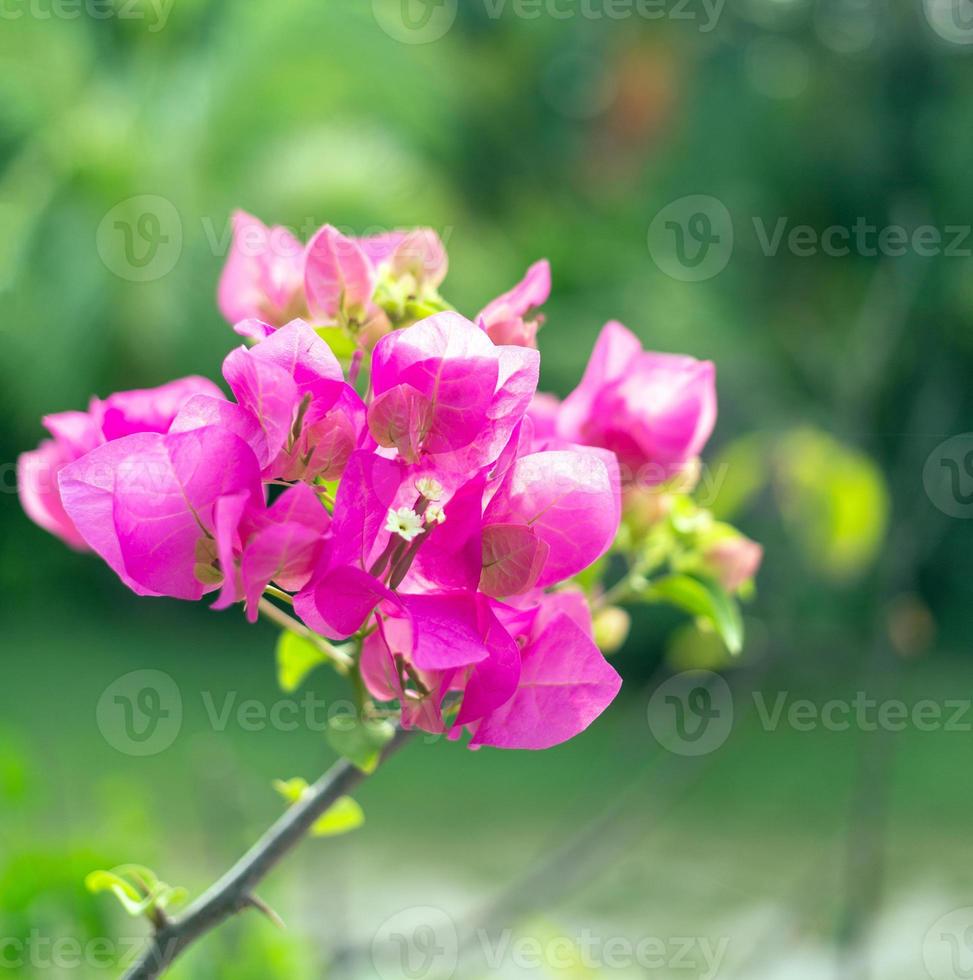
left=42, top=406, right=103, bottom=456
left=388, top=229, right=448, bottom=289
left=60, top=428, right=262, bottom=600
left=328, top=451, right=404, bottom=570
left=400, top=593, right=490, bottom=671
left=248, top=319, right=346, bottom=400
left=484, top=450, right=619, bottom=587
left=479, top=523, right=549, bottom=598
left=359, top=628, right=403, bottom=702
left=558, top=320, right=643, bottom=440
left=239, top=483, right=331, bottom=613
left=58, top=433, right=169, bottom=595
left=412, top=476, right=485, bottom=592
left=455, top=600, right=521, bottom=725
left=367, top=384, right=433, bottom=463
left=170, top=394, right=271, bottom=469
left=371, top=313, right=500, bottom=455
left=355, top=231, right=407, bottom=268
left=611, top=356, right=717, bottom=472
left=471, top=612, right=621, bottom=750
left=116, top=428, right=263, bottom=599
left=478, top=259, right=550, bottom=347
left=100, top=376, right=224, bottom=441
left=233, top=318, right=276, bottom=341
left=18, top=442, right=88, bottom=550
left=305, top=225, right=377, bottom=321
left=241, top=523, right=325, bottom=621
left=294, top=565, right=392, bottom=640
left=480, top=259, right=550, bottom=323
left=212, top=491, right=251, bottom=611
left=218, top=210, right=304, bottom=326
left=223, top=343, right=299, bottom=450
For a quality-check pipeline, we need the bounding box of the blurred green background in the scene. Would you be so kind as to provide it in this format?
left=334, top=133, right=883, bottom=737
left=2, top=0, right=973, bottom=977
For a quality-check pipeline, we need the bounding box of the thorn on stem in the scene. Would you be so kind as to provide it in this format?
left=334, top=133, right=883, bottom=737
left=243, top=893, right=286, bottom=931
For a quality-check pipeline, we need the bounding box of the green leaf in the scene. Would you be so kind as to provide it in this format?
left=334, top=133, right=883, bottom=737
left=85, top=865, right=187, bottom=919
left=276, top=632, right=330, bottom=694
left=272, top=779, right=365, bottom=838
left=85, top=870, right=147, bottom=916
left=646, top=574, right=744, bottom=655
left=314, top=325, right=358, bottom=360
left=272, top=777, right=310, bottom=805
left=311, top=796, right=365, bottom=837
left=326, top=716, right=395, bottom=774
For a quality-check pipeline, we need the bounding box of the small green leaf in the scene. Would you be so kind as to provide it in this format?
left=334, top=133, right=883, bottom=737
left=646, top=574, right=744, bottom=655
left=314, top=325, right=358, bottom=360
left=272, top=779, right=365, bottom=838
left=85, top=865, right=187, bottom=919
left=276, top=632, right=330, bottom=694
left=326, top=716, right=395, bottom=774
left=272, top=777, right=310, bottom=805
left=311, top=796, right=365, bottom=837
left=85, top=870, right=147, bottom=916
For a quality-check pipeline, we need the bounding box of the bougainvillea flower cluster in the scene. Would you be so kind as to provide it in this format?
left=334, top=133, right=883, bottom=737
left=20, top=214, right=761, bottom=750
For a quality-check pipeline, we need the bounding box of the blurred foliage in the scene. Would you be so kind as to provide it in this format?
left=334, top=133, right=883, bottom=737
left=2, top=1, right=973, bottom=977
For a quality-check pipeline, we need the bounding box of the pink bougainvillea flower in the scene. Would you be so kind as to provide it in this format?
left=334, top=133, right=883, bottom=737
left=58, top=426, right=264, bottom=599
left=469, top=599, right=622, bottom=750
left=704, top=534, right=763, bottom=592
left=359, top=592, right=521, bottom=734
left=212, top=482, right=332, bottom=620
left=477, top=259, right=550, bottom=348
left=218, top=210, right=306, bottom=328
left=172, top=320, right=365, bottom=482
left=304, top=225, right=379, bottom=325
left=482, top=449, right=620, bottom=589
left=558, top=320, right=717, bottom=483
left=525, top=392, right=561, bottom=442
left=18, top=377, right=223, bottom=550
left=369, top=312, right=539, bottom=470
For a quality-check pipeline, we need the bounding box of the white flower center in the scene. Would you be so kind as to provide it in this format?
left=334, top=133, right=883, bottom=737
left=385, top=506, right=424, bottom=542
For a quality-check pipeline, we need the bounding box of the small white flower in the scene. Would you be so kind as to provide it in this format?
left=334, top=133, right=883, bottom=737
left=415, top=477, right=444, bottom=501
left=425, top=504, right=446, bottom=526
left=385, top=506, right=424, bottom=542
